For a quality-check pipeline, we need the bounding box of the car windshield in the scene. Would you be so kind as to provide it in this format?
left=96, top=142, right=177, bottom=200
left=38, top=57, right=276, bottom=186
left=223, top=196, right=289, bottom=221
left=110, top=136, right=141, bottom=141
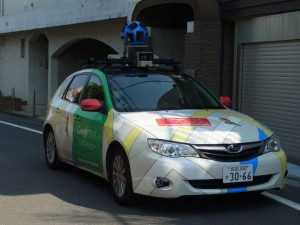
left=108, top=72, right=224, bottom=112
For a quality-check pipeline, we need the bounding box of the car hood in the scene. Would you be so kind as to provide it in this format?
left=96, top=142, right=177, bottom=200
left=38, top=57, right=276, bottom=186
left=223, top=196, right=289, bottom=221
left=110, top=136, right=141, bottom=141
left=119, top=109, right=273, bottom=144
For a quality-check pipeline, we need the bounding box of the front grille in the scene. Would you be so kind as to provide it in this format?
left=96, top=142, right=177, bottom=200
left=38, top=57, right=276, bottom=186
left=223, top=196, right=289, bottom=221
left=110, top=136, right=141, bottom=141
left=187, top=175, right=272, bottom=189
left=192, top=142, right=264, bottom=162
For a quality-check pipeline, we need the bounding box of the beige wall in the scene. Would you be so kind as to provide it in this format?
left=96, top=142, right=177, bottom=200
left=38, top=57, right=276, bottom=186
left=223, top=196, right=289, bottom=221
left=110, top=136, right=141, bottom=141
left=0, top=33, right=31, bottom=98
left=2, top=0, right=53, bottom=16
left=0, top=0, right=128, bottom=33
left=46, top=19, right=126, bottom=99
left=0, top=18, right=126, bottom=108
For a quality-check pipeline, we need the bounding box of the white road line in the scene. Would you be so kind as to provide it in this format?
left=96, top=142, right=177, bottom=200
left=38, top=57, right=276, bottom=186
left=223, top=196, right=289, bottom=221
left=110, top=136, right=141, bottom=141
left=0, top=120, right=43, bottom=134
left=262, top=192, right=300, bottom=211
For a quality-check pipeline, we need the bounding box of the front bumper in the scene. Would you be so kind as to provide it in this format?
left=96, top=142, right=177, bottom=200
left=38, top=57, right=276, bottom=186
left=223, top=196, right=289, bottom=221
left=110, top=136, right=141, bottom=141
left=131, top=150, right=287, bottom=198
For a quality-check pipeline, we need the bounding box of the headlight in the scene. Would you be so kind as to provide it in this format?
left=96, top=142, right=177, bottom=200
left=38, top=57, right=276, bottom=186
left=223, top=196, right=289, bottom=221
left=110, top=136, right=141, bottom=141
left=264, top=135, right=282, bottom=153
left=148, top=139, right=199, bottom=158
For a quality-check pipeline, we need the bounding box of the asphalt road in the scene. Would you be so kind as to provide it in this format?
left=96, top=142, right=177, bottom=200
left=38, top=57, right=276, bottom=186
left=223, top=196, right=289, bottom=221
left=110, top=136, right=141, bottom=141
left=0, top=112, right=299, bottom=225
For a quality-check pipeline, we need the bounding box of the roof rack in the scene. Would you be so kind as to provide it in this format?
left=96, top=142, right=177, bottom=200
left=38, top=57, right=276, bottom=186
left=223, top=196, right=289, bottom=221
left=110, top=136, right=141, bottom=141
left=80, top=21, right=180, bottom=71
left=80, top=58, right=134, bottom=69
left=80, top=57, right=180, bottom=71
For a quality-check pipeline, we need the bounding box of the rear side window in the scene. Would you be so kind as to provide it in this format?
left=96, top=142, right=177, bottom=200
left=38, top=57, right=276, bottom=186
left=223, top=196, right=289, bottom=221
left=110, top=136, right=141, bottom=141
left=58, top=76, right=72, bottom=99
left=65, top=74, right=89, bottom=104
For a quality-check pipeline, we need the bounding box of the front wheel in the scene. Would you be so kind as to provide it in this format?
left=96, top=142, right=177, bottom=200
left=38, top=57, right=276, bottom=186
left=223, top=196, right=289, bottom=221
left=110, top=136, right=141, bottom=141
left=45, top=130, right=62, bottom=170
left=109, top=148, right=135, bottom=205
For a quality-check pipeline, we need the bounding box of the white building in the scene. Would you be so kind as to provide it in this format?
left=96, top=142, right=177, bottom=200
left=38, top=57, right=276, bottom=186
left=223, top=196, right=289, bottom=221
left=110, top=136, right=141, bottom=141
left=0, top=0, right=132, bottom=114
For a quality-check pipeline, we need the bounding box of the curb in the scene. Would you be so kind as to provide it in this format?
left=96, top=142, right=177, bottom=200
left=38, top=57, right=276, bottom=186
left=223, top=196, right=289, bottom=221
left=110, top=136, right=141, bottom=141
left=0, top=110, right=44, bottom=123
left=287, top=163, right=300, bottom=181
left=287, top=175, right=300, bottom=182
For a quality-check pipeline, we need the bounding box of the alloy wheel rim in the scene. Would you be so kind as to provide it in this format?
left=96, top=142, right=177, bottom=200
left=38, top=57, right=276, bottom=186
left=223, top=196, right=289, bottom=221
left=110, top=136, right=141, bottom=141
left=46, top=133, right=56, bottom=163
left=112, top=155, right=126, bottom=198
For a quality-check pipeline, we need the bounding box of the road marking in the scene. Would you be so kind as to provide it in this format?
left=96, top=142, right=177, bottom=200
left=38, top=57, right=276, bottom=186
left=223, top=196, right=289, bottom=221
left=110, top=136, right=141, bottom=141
left=0, top=120, right=43, bottom=134
left=262, top=192, right=300, bottom=211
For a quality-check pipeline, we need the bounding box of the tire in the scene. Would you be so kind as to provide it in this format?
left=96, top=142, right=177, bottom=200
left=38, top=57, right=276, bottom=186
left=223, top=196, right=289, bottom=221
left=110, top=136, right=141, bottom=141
left=109, top=147, right=135, bottom=206
left=45, top=130, right=62, bottom=170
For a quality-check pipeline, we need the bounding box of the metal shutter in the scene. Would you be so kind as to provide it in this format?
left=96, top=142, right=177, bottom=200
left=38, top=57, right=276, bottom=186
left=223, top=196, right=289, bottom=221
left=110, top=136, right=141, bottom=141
left=240, top=42, right=300, bottom=159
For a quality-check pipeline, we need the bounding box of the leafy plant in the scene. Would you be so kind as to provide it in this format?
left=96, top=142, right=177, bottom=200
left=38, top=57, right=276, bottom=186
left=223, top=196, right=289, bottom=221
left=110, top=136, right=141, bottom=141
left=0, top=90, right=21, bottom=101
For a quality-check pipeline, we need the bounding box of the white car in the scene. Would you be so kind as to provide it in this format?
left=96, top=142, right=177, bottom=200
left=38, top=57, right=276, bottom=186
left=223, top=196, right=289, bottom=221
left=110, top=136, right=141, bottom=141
left=43, top=67, right=287, bottom=205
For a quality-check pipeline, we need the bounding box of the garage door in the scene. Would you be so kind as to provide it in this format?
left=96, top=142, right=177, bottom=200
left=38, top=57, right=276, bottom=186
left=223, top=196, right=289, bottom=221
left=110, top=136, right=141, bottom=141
left=240, top=41, right=300, bottom=160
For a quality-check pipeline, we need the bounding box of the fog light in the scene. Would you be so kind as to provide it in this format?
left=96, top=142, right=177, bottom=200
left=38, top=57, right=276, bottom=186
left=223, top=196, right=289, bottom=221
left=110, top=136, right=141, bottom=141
left=154, top=177, right=170, bottom=188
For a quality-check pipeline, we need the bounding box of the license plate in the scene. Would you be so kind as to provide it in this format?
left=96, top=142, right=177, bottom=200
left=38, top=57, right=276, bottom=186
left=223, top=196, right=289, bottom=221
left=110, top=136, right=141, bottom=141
left=223, top=164, right=253, bottom=183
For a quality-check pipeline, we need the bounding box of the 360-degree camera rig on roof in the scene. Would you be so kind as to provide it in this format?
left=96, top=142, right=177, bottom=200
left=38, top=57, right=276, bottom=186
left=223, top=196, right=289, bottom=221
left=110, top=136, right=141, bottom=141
left=80, top=21, right=180, bottom=71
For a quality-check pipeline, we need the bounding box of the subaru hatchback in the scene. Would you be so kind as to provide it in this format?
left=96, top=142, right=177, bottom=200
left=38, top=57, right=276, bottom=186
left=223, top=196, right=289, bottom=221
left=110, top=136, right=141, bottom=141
left=43, top=67, right=287, bottom=205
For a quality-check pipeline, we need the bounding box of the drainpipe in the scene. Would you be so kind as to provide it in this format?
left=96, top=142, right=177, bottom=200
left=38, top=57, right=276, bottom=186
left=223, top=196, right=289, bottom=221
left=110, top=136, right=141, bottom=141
left=219, top=21, right=225, bottom=96
left=33, top=91, right=36, bottom=117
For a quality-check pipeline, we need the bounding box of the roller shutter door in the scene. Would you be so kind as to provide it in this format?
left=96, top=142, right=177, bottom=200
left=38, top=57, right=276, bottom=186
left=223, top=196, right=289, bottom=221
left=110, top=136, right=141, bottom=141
left=240, top=42, right=300, bottom=158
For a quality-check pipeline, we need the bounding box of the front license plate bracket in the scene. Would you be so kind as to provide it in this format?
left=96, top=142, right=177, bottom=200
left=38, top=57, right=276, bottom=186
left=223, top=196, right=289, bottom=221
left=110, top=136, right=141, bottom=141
left=223, top=164, right=253, bottom=184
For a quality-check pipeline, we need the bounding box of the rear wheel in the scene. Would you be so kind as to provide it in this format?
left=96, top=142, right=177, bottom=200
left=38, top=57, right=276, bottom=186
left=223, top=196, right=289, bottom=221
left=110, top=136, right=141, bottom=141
left=45, top=130, right=61, bottom=170
left=109, top=147, right=135, bottom=205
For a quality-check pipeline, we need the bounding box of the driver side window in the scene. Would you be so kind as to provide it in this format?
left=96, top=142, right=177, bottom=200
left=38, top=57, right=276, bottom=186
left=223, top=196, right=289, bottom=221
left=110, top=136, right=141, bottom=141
left=65, top=74, right=88, bottom=104
left=81, top=75, right=104, bottom=102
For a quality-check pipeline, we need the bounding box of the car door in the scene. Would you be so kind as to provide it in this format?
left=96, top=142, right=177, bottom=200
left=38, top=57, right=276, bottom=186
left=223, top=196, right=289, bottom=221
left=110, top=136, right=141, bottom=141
left=61, top=73, right=90, bottom=162
left=72, top=74, right=107, bottom=174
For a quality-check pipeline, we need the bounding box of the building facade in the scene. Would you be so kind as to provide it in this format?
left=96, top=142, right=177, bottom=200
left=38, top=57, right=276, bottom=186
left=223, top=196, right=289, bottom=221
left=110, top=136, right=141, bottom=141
left=0, top=0, right=299, bottom=162
left=222, top=0, right=300, bottom=163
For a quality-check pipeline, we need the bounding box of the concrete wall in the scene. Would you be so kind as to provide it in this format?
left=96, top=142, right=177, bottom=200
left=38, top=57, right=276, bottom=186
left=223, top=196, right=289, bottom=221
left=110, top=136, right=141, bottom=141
left=2, top=0, right=53, bottom=16
left=28, top=34, right=48, bottom=105
left=0, top=18, right=126, bottom=110
left=151, top=28, right=185, bottom=68
left=0, top=0, right=129, bottom=34
left=47, top=19, right=126, bottom=99
left=47, top=20, right=125, bottom=58
left=235, top=11, right=300, bottom=43
left=0, top=32, right=30, bottom=98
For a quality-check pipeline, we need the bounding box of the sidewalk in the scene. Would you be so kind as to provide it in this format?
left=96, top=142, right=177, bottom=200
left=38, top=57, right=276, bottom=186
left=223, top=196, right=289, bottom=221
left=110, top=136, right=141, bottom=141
left=288, top=163, right=300, bottom=181
left=0, top=109, right=44, bottom=122
left=1, top=109, right=300, bottom=181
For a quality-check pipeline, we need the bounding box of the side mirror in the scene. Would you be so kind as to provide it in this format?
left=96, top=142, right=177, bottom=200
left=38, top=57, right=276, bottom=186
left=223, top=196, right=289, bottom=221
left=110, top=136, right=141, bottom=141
left=80, top=99, right=102, bottom=111
left=220, top=96, right=231, bottom=108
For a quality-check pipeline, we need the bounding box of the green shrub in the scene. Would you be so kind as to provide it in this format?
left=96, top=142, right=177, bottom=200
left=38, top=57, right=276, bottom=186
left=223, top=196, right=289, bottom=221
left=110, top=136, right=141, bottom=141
left=0, top=90, right=21, bottom=101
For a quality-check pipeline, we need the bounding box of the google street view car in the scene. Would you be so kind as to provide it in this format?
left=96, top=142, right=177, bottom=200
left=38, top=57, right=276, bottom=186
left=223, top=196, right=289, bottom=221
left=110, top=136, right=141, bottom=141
left=43, top=22, right=287, bottom=205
